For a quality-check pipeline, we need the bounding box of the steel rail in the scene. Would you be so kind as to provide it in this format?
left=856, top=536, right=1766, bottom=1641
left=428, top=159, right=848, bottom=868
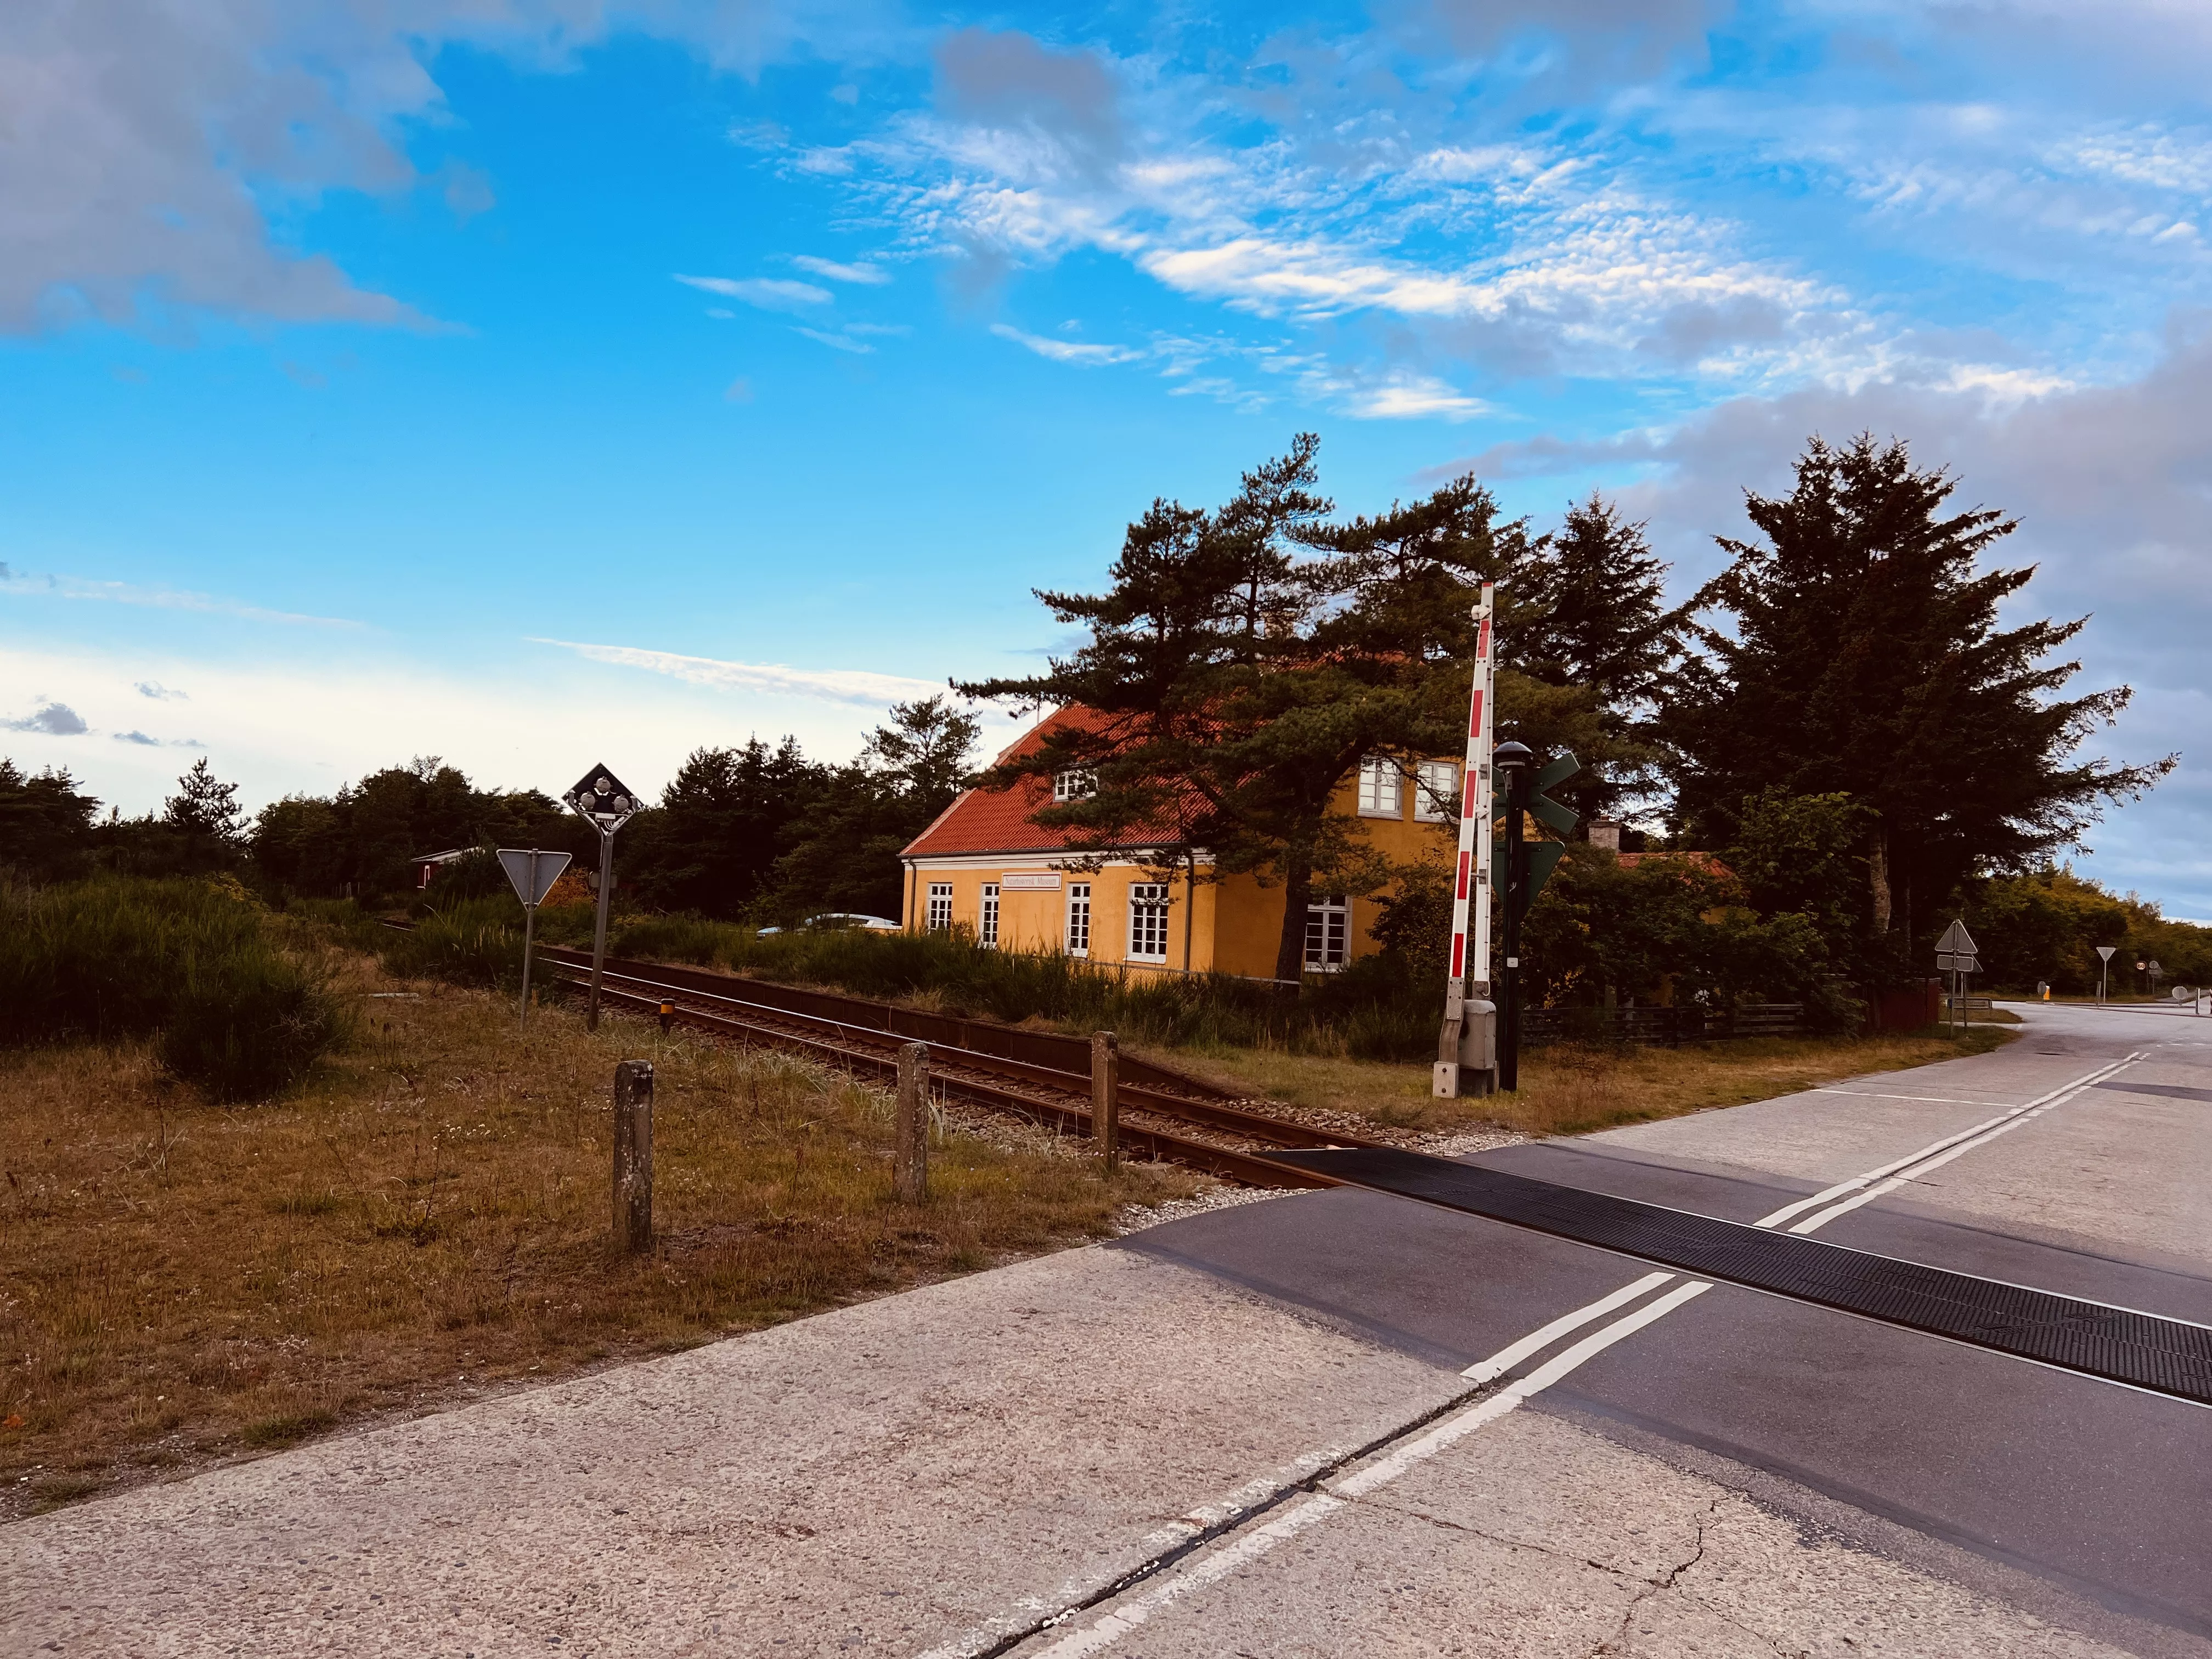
left=574, top=961, right=1387, bottom=1155
left=568, top=972, right=1335, bottom=1190
left=536, top=942, right=1233, bottom=1101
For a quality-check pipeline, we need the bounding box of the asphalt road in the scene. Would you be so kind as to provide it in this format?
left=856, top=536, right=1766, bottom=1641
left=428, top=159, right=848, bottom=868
left=9, top=1001, right=2207, bottom=1657
left=1098, top=1000, right=2212, bottom=1657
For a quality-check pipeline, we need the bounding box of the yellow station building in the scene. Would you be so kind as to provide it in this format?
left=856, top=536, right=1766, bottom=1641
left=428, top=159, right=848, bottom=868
left=899, top=709, right=1464, bottom=980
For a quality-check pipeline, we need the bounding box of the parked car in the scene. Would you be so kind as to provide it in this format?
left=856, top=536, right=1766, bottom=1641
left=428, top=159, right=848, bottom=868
left=756, top=913, right=901, bottom=936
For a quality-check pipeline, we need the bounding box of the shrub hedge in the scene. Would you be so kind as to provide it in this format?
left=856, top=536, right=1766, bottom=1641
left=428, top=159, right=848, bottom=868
left=0, top=878, right=345, bottom=1099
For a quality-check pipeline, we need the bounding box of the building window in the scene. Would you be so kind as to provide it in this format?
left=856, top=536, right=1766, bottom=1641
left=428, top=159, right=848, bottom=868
left=1053, top=770, right=1096, bottom=802
left=1065, top=883, right=1092, bottom=957
left=1357, top=757, right=1402, bottom=818
left=979, top=883, right=1000, bottom=949
left=927, top=882, right=953, bottom=932
left=1305, top=894, right=1348, bottom=972
left=1128, top=883, right=1170, bottom=962
left=1414, top=760, right=1457, bottom=823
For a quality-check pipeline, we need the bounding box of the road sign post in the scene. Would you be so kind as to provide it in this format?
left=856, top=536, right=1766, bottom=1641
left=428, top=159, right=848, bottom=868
left=498, top=848, right=573, bottom=1029
left=2096, top=944, right=2117, bottom=1004
left=1934, top=919, right=1979, bottom=1031
left=563, top=765, right=642, bottom=1033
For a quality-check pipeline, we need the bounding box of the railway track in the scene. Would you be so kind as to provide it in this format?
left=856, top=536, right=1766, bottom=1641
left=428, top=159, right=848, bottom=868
left=530, top=948, right=1373, bottom=1189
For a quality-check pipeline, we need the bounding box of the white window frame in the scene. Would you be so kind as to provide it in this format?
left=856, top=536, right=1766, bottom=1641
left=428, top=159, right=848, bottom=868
left=1053, top=769, right=1097, bottom=802
left=1127, top=883, right=1170, bottom=963
left=1414, top=759, right=1457, bottom=823
left=1065, top=882, right=1092, bottom=957
left=979, top=883, right=1000, bottom=949
left=926, top=882, right=953, bottom=932
left=1304, top=894, right=1350, bottom=972
left=1356, top=757, right=1403, bottom=819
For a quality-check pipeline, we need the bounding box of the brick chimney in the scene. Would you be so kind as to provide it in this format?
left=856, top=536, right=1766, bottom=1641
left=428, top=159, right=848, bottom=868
left=1589, top=819, right=1623, bottom=853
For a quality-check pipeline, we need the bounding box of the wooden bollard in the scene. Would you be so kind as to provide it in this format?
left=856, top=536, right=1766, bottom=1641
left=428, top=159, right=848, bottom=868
left=895, top=1042, right=929, bottom=1202
left=613, top=1060, right=654, bottom=1254
left=1092, top=1030, right=1118, bottom=1171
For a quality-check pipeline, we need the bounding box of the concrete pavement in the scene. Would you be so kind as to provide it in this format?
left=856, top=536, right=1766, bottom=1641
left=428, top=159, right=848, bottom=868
left=6, top=1001, right=2208, bottom=1657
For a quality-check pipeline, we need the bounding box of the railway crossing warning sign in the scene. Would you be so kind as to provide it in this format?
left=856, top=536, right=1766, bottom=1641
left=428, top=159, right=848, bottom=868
left=565, top=765, right=641, bottom=833
left=1493, top=749, right=1582, bottom=923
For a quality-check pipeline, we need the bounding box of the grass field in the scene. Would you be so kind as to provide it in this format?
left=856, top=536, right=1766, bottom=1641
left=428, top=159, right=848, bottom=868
left=0, top=952, right=1196, bottom=1518
left=1161, top=1026, right=2013, bottom=1137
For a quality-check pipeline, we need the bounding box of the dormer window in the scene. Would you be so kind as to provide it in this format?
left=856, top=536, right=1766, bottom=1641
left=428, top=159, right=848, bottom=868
left=1053, top=769, right=1097, bottom=802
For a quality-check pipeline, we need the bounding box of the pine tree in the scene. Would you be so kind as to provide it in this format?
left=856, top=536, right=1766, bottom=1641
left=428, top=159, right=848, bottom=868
left=163, top=757, right=246, bottom=846
left=769, top=699, right=980, bottom=922
left=1511, top=493, right=1677, bottom=706
left=1664, top=433, right=2172, bottom=972
left=0, top=760, right=101, bottom=881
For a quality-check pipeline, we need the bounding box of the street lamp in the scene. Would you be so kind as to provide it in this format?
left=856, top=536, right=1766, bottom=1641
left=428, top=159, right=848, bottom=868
left=1492, top=741, right=1533, bottom=1093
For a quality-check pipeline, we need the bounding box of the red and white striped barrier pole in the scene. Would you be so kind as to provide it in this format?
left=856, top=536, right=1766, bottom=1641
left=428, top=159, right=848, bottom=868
left=1435, top=585, right=1498, bottom=1098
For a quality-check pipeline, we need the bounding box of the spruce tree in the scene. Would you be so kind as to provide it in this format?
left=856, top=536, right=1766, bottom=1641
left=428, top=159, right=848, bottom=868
left=1664, top=434, right=2171, bottom=972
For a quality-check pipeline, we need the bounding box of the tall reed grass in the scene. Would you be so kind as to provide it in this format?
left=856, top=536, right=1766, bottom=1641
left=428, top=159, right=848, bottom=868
left=0, top=878, right=344, bottom=1099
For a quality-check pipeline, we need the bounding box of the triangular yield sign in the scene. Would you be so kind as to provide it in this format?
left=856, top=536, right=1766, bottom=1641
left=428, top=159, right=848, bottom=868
left=1936, top=919, right=1977, bottom=956
left=499, top=848, right=572, bottom=907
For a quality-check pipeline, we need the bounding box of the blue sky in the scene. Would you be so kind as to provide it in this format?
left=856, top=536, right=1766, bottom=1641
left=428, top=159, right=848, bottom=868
left=4, top=1, right=2210, bottom=912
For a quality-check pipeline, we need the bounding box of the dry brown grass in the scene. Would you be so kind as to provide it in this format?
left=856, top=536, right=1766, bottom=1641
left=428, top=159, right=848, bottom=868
left=1160, top=1026, right=2013, bottom=1138
left=0, top=954, right=1195, bottom=1517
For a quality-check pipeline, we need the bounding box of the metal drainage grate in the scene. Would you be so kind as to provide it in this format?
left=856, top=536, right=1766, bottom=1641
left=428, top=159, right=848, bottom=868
left=1265, top=1147, right=2212, bottom=1407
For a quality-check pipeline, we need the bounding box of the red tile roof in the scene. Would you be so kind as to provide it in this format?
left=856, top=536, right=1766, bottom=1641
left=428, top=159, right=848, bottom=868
left=1616, top=850, right=1730, bottom=877
left=903, top=707, right=1189, bottom=861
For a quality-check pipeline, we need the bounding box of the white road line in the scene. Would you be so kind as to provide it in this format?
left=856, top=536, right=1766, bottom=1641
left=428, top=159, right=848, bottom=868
left=1341, top=1282, right=1713, bottom=1499
left=1459, top=1271, right=1676, bottom=1384
left=1029, top=1282, right=1716, bottom=1659
left=1809, top=1088, right=2018, bottom=1106
left=1782, top=1055, right=2140, bottom=1233
left=1753, top=1054, right=2139, bottom=1229
left=958, top=1051, right=2144, bottom=1658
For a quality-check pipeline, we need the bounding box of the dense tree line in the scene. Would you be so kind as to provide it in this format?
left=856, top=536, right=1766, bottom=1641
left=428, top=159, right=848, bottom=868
left=2, top=699, right=978, bottom=929
left=3, top=430, right=2187, bottom=1008
left=960, top=430, right=2177, bottom=1005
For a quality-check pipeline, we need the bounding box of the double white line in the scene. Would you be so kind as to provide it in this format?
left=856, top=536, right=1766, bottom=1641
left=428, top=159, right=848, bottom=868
left=1010, top=1052, right=2140, bottom=1659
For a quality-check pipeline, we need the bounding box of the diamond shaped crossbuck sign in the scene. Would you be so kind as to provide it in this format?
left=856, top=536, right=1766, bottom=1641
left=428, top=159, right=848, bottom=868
left=1934, top=918, right=1979, bottom=975
left=565, top=764, right=641, bottom=833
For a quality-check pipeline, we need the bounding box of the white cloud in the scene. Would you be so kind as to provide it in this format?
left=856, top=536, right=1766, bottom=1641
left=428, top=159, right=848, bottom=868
left=989, top=323, right=1139, bottom=364
left=1345, top=372, right=1487, bottom=421
left=793, top=326, right=873, bottom=353
left=531, top=639, right=944, bottom=706
left=136, top=680, right=187, bottom=699
left=0, top=1, right=844, bottom=334
left=789, top=255, right=891, bottom=284
left=2, top=699, right=88, bottom=735
left=1, top=567, right=356, bottom=627
left=674, top=274, right=832, bottom=312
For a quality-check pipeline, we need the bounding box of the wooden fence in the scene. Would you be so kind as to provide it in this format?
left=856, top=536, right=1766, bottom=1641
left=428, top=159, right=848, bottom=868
left=1522, top=1003, right=1807, bottom=1047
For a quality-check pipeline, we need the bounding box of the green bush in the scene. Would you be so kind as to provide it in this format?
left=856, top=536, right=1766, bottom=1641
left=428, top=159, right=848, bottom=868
left=541, top=911, right=1444, bottom=1060
left=0, top=878, right=344, bottom=1099
left=158, top=947, right=346, bottom=1102
left=377, top=894, right=523, bottom=988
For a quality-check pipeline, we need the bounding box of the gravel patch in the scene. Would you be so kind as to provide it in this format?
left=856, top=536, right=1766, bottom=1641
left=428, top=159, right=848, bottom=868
left=1113, top=1182, right=1294, bottom=1234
